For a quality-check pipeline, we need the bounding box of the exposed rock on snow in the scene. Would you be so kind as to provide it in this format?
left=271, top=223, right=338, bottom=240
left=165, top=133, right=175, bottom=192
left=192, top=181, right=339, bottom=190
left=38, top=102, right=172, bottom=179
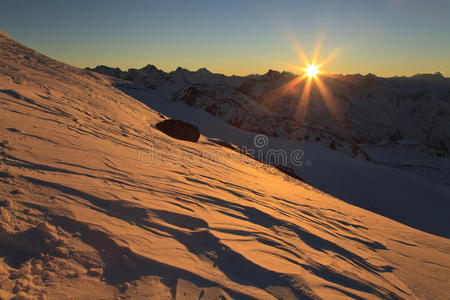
left=156, top=119, right=200, bottom=142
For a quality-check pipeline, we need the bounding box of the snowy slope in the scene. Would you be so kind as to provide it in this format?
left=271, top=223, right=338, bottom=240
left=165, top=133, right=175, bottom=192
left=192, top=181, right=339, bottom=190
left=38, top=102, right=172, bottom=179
left=90, top=64, right=450, bottom=188
left=1, top=31, right=450, bottom=299
left=116, top=84, right=450, bottom=239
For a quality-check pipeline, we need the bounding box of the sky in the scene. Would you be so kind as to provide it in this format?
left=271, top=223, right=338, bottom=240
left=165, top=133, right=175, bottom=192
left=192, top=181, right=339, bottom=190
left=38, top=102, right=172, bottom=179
left=1, top=0, right=449, bottom=76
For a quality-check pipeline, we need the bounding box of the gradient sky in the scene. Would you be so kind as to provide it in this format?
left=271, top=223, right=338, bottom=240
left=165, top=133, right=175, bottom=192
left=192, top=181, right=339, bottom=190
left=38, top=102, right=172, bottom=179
left=1, top=0, right=449, bottom=76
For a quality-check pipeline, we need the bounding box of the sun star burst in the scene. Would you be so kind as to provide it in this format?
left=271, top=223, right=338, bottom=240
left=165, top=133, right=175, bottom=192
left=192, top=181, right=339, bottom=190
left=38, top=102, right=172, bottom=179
left=305, top=64, right=319, bottom=78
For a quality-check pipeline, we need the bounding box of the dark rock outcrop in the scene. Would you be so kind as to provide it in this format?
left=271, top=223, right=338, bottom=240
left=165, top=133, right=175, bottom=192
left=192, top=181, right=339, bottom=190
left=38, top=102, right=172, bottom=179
left=155, top=119, right=200, bottom=143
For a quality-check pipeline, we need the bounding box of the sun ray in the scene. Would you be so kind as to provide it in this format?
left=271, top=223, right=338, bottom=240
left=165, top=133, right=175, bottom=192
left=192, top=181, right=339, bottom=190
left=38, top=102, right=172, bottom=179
left=312, top=32, right=327, bottom=65
left=282, top=31, right=310, bottom=66
left=296, top=76, right=313, bottom=122
left=314, top=76, right=341, bottom=122
left=262, top=74, right=307, bottom=103
left=294, top=43, right=310, bottom=66
left=283, top=74, right=308, bottom=95
left=317, top=47, right=342, bottom=68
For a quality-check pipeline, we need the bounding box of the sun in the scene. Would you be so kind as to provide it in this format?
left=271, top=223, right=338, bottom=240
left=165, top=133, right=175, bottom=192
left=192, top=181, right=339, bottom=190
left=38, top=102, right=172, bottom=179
left=305, top=64, right=319, bottom=78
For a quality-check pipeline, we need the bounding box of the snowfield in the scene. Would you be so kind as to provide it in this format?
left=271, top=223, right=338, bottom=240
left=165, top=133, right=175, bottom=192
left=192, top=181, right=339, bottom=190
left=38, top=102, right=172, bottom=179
left=1, top=30, right=449, bottom=299
left=120, top=85, right=450, bottom=239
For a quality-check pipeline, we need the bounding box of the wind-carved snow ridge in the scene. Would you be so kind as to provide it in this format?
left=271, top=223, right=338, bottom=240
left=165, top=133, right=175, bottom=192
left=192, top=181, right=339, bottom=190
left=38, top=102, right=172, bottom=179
left=1, top=31, right=449, bottom=299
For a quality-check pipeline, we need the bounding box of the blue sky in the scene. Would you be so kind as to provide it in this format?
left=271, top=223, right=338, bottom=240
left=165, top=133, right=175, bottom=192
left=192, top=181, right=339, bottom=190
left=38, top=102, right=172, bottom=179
left=1, top=0, right=449, bottom=76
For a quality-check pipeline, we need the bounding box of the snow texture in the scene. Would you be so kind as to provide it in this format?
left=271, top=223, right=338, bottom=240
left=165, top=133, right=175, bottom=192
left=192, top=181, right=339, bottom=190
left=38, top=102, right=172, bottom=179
left=0, top=31, right=449, bottom=299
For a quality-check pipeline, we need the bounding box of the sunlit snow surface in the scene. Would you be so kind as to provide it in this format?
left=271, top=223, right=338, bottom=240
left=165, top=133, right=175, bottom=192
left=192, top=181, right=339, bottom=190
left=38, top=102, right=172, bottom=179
left=0, top=31, right=449, bottom=299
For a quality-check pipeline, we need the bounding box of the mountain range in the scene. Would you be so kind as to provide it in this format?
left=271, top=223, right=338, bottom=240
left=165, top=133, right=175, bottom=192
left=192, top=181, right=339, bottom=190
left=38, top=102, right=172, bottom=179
left=88, top=64, right=449, bottom=167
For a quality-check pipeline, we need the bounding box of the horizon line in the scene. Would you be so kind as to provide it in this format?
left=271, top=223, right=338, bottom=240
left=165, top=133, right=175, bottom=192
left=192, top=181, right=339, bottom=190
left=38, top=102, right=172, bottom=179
left=85, top=63, right=448, bottom=80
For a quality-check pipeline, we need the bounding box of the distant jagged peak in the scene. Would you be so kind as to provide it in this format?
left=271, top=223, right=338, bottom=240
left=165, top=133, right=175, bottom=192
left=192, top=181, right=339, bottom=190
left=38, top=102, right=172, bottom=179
left=434, top=71, right=445, bottom=78
left=350, top=72, right=448, bottom=81
left=93, top=65, right=123, bottom=72
left=0, top=29, right=10, bottom=39
left=140, top=64, right=163, bottom=73
left=362, top=73, right=381, bottom=85
left=265, top=69, right=281, bottom=76
left=262, top=69, right=296, bottom=80
left=84, top=65, right=126, bottom=79
left=411, top=71, right=445, bottom=80
left=173, top=66, right=190, bottom=73
left=281, top=70, right=295, bottom=76
left=196, top=67, right=212, bottom=74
